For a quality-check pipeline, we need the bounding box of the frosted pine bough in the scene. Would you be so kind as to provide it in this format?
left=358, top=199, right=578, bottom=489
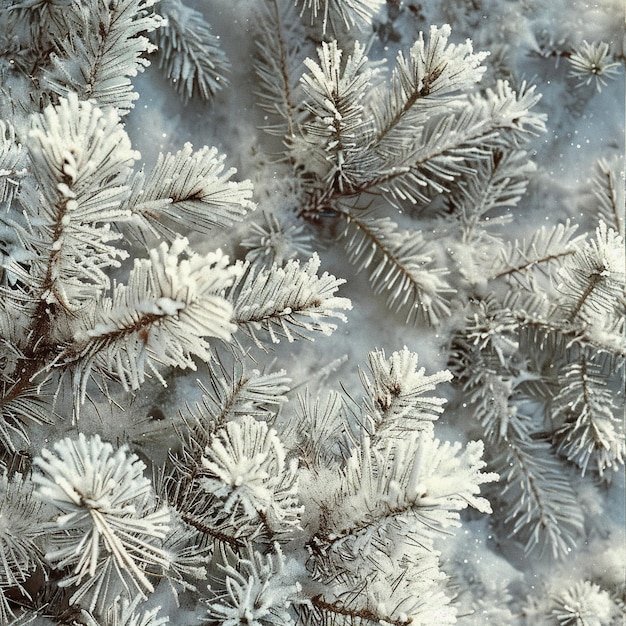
left=0, top=0, right=624, bottom=624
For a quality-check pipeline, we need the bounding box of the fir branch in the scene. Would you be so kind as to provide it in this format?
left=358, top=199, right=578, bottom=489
left=124, top=142, right=254, bottom=238
left=592, top=156, right=624, bottom=236
left=42, top=0, right=161, bottom=114
left=228, top=253, right=351, bottom=347
left=341, top=213, right=453, bottom=325
left=155, top=0, right=230, bottom=102
left=492, top=220, right=583, bottom=286
left=493, top=436, right=584, bottom=559
left=360, top=346, right=453, bottom=441
left=371, top=24, right=488, bottom=156
left=551, top=354, right=624, bottom=475
left=66, top=238, right=240, bottom=399
left=296, top=0, right=384, bottom=35
left=254, top=0, right=307, bottom=138
left=448, top=149, right=535, bottom=243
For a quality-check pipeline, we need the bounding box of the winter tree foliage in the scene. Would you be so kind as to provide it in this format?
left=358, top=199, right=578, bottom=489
left=0, top=0, right=623, bottom=624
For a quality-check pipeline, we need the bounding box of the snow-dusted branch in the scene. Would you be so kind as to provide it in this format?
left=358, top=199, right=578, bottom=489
left=155, top=0, right=230, bottom=102
left=67, top=238, right=240, bottom=398
left=228, top=253, right=351, bottom=347
left=43, top=0, right=162, bottom=114
left=342, top=213, right=453, bottom=325
left=124, top=143, right=254, bottom=238
left=360, top=346, right=453, bottom=440
left=33, top=434, right=170, bottom=612
left=26, top=94, right=136, bottom=309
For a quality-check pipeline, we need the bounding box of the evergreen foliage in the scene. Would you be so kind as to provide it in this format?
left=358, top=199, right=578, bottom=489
left=0, top=0, right=623, bottom=623
left=154, top=0, right=230, bottom=102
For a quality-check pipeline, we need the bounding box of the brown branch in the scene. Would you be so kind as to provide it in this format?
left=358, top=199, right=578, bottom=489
left=311, top=594, right=412, bottom=625
left=180, top=513, right=244, bottom=549
left=493, top=250, right=576, bottom=279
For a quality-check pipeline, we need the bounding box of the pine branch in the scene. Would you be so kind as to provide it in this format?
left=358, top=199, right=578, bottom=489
left=42, top=0, right=161, bottom=114
left=492, top=220, right=583, bottom=287
left=568, top=40, right=620, bottom=92
left=308, top=594, right=414, bottom=626
left=341, top=213, right=453, bottom=325
left=371, top=24, right=488, bottom=157
left=296, top=0, right=384, bottom=35
left=365, top=81, right=545, bottom=204
left=304, top=426, right=493, bottom=624
left=199, top=416, right=301, bottom=532
left=241, top=210, right=314, bottom=266
left=290, top=33, right=544, bottom=217
left=547, top=580, right=617, bottom=625
left=254, top=0, right=307, bottom=138
left=32, top=434, right=170, bottom=613
left=294, top=389, right=351, bottom=468
left=301, top=538, right=456, bottom=624
left=454, top=319, right=586, bottom=559
left=179, top=364, right=290, bottom=461
left=360, top=346, right=453, bottom=442
left=25, top=94, right=136, bottom=311
left=155, top=0, right=230, bottom=102
left=228, top=253, right=351, bottom=347
left=0, top=470, right=45, bottom=625
left=592, top=156, right=624, bottom=236
left=0, top=121, right=26, bottom=206
left=0, top=0, right=72, bottom=81
left=453, top=296, right=520, bottom=372
left=0, top=378, right=53, bottom=452
left=79, top=596, right=169, bottom=626
left=555, top=221, right=625, bottom=327
left=494, top=436, right=584, bottom=559
left=317, top=435, right=496, bottom=555
left=551, top=354, right=624, bottom=475
left=448, top=149, right=536, bottom=243
left=124, top=142, right=254, bottom=239
left=204, top=544, right=301, bottom=625
left=65, top=238, right=240, bottom=400
left=158, top=516, right=211, bottom=598
left=296, top=39, right=374, bottom=195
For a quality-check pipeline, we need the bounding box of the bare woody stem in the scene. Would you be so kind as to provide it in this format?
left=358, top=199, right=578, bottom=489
left=310, top=595, right=413, bottom=625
